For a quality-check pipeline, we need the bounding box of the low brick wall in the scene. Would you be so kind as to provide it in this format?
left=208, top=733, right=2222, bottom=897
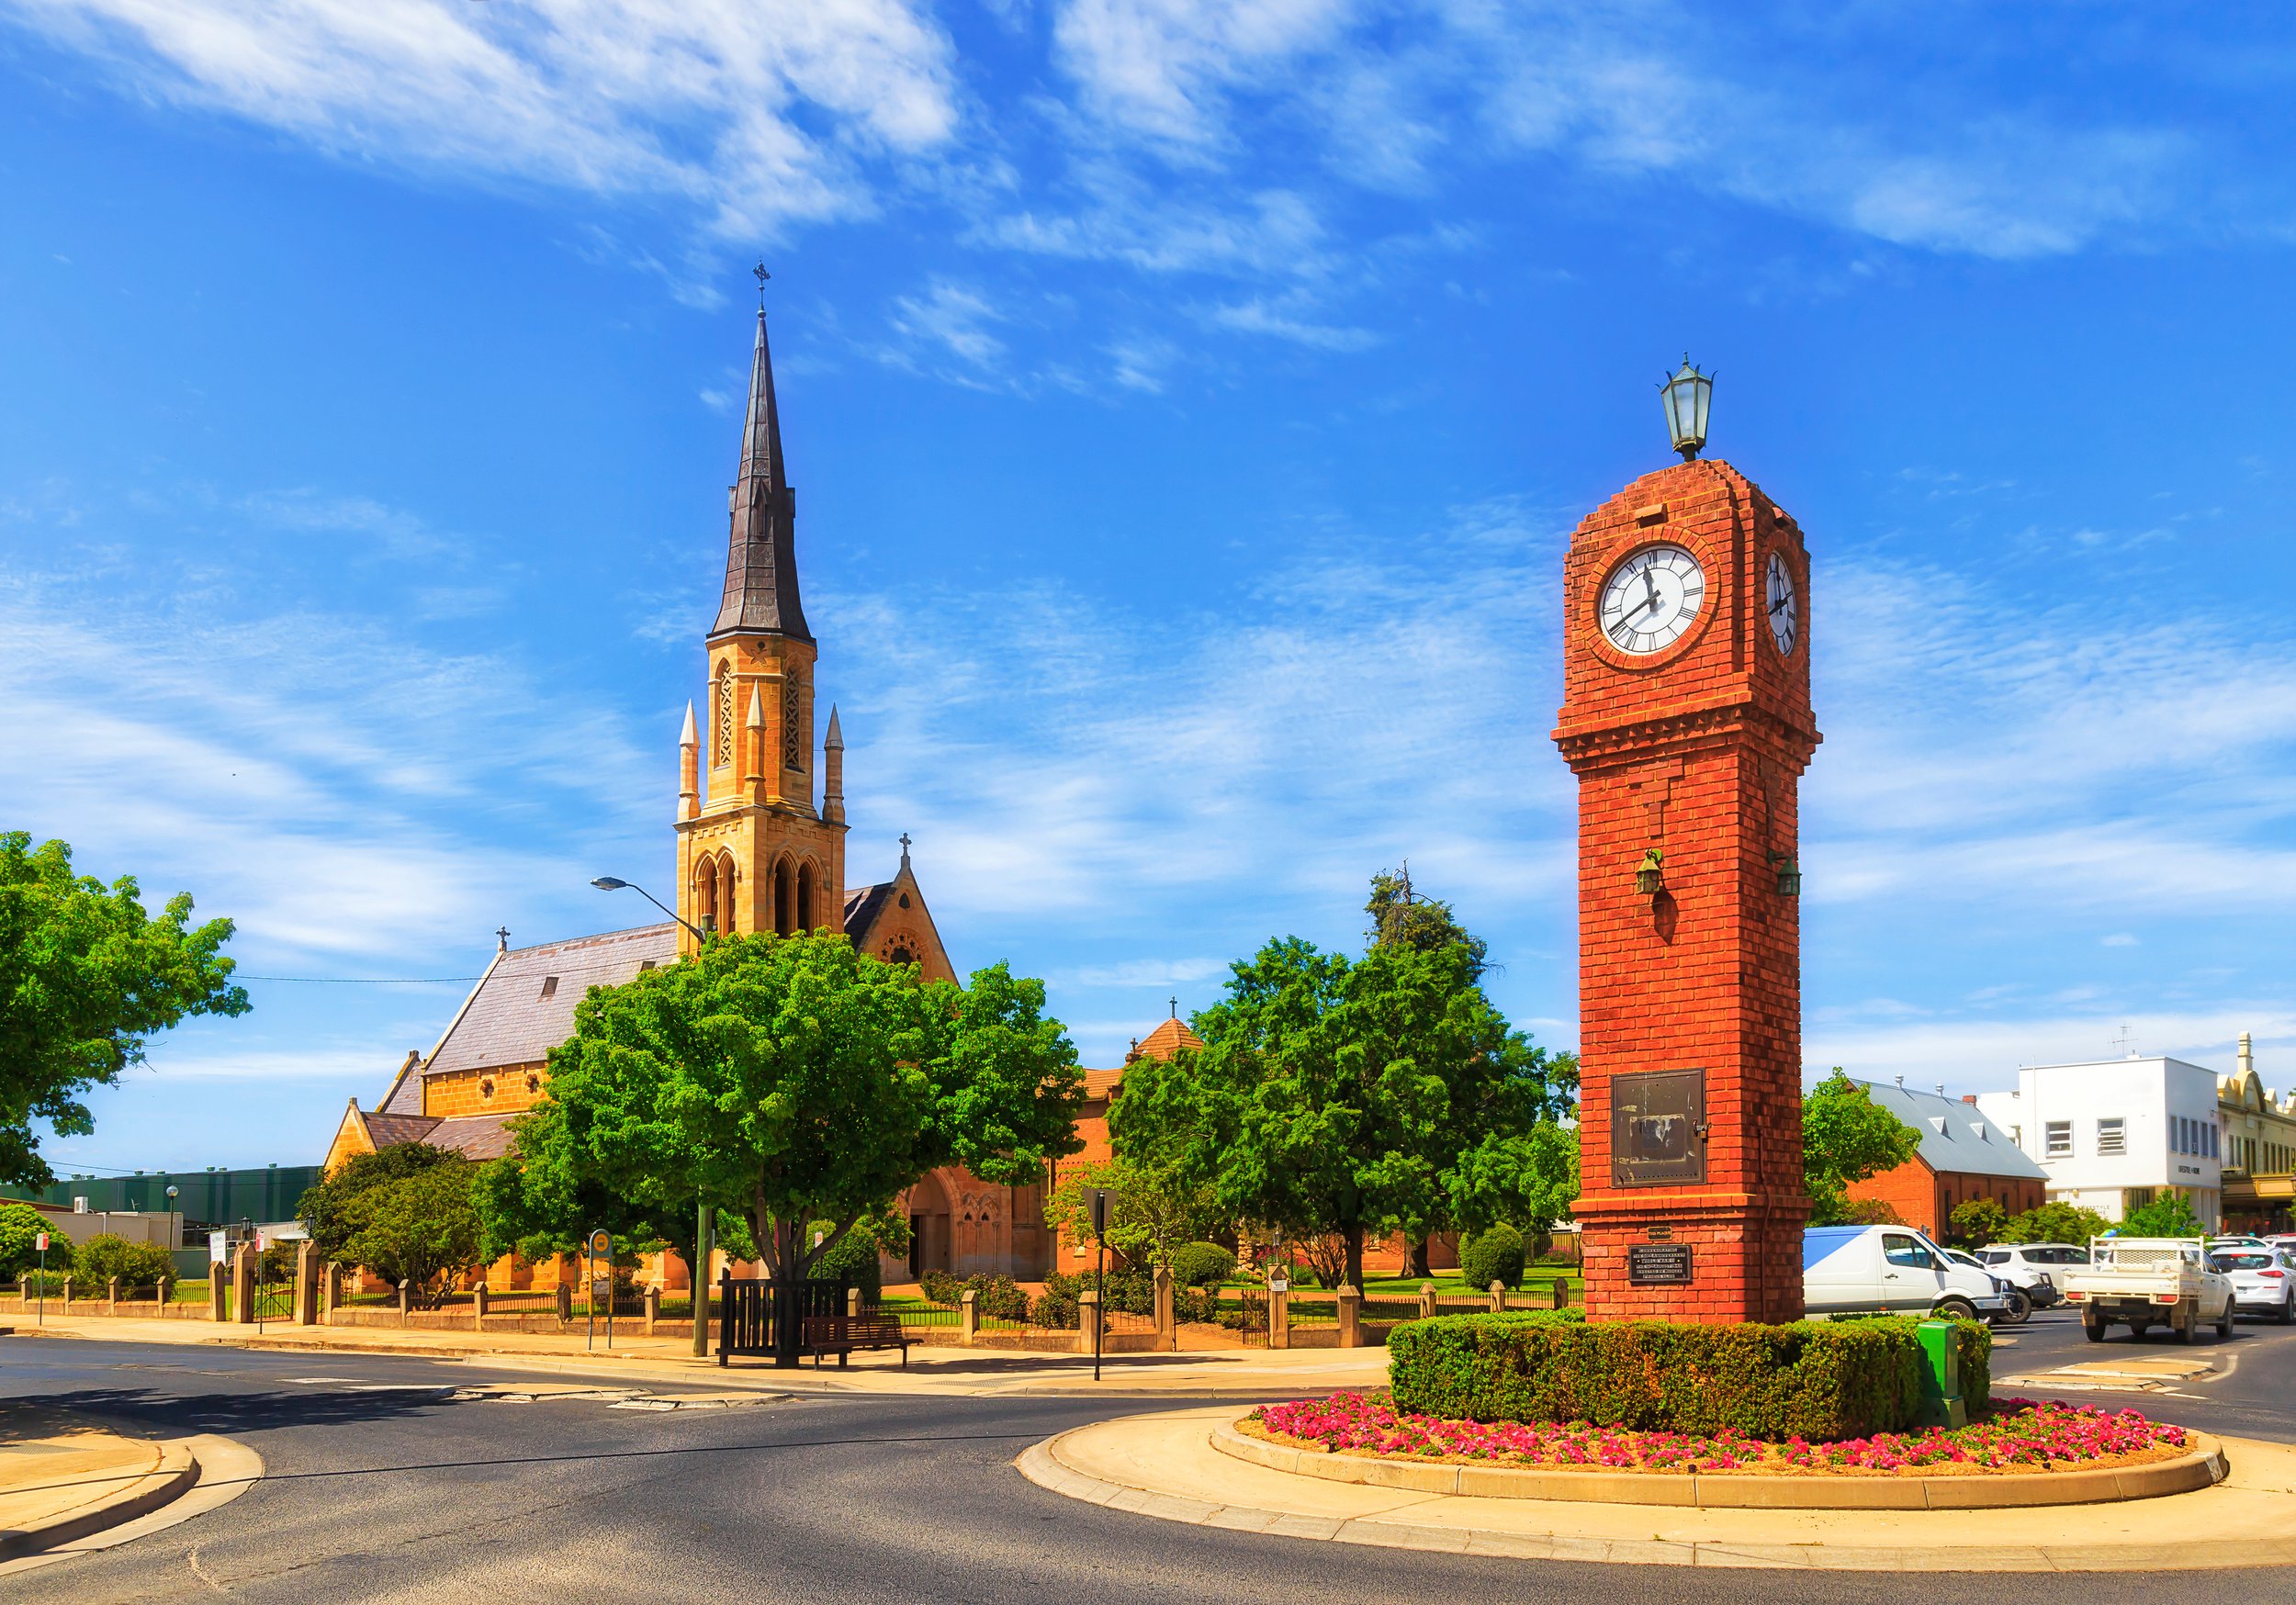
left=0, top=1293, right=214, bottom=1320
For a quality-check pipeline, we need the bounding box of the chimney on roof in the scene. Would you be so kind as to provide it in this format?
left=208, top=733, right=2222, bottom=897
left=1895, top=1074, right=1905, bottom=1088
left=1936, top=1083, right=1945, bottom=1097
left=1962, top=1094, right=1977, bottom=1105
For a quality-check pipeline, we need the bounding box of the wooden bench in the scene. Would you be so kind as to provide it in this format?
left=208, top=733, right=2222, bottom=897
left=801, top=1313, right=909, bottom=1367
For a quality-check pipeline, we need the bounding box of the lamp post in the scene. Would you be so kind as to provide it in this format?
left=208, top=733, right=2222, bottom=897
left=1659, top=356, right=1714, bottom=460
left=590, top=877, right=710, bottom=947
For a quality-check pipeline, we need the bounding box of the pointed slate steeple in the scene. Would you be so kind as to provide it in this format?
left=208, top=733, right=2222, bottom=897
left=712, top=309, right=812, bottom=642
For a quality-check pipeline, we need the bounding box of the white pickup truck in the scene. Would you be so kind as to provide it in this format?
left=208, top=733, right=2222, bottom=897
left=2063, top=1236, right=2236, bottom=1344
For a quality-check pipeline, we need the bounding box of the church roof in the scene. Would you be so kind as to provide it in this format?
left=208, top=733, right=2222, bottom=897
left=1133, top=1017, right=1206, bottom=1059
left=711, top=309, right=811, bottom=642
left=381, top=924, right=679, bottom=1114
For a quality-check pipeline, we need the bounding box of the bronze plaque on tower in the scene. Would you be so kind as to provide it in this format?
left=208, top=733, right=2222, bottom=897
left=1610, top=1068, right=1705, bottom=1187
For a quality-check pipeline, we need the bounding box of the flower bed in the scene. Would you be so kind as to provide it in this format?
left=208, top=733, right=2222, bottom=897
left=1246, top=1391, right=2189, bottom=1477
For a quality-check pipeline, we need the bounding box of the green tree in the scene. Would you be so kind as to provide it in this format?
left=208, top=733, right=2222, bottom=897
left=299, top=1142, right=457, bottom=1267
left=340, top=1160, right=482, bottom=1307
left=1948, top=1196, right=2010, bottom=1248
left=0, top=833, right=249, bottom=1186
left=2121, top=1193, right=2207, bottom=1238
left=1365, top=867, right=1489, bottom=978
left=530, top=933, right=1082, bottom=1364
left=1802, top=1071, right=1922, bottom=1226
left=1113, top=897, right=1573, bottom=1290
left=2000, top=1199, right=2114, bottom=1245
left=0, top=1203, right=70, bottom=1280
left=1042, top=1155, right=1221, bottom=1270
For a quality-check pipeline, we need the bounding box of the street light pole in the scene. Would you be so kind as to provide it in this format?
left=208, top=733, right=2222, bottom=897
left=691, top=1195, right=714, bottom=1359
left=590, top=877, right=710, bottom=948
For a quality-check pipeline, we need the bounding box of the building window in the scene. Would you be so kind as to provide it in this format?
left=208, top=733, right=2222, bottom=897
left=715, top=665, right=735, bottom=769
left=479, top=1078, right=495, bottom=1102
left=525, top=1073, right=540, bottom=1094
left=2097, top=1117, right=2125, bottom=1156
left=539, top=975, right=559, bottom=1000
left=2044, top=1120, right=2072, bottom=1158
left=782, top=675, right=805, bottom=770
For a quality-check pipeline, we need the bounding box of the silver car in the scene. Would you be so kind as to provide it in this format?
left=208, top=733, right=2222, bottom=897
left=2209, top=1248, right=2296, bottom=1324
left=1976, top=1242, right=2091, bottom=1304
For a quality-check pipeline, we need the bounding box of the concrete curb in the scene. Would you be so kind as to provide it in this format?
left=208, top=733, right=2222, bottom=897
left=1211, top=1417, right=2230, bottom=1510
left=0, top=1442, right=200, bottom=1562
left=1017, top=1411, right=2296, bottom=1570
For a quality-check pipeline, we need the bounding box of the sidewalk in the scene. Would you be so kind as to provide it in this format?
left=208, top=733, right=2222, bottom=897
left=1020, top=1405, right=2296, bottom=1570
left=0, top=1409, right=199, bottom=1563
left=3, top=1312, right=1394, bottom=1397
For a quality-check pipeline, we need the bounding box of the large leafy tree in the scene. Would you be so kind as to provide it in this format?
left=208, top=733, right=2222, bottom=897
left=339, top=1161, right=483, bottom=1307
left=1042, top=1155, right=1221, bottom=1270
left=2000, top=1199, right=2114, bottom=1245
left=0, top=833, right=248, bottom=1185
left=523, top=932, right=1082, bottom=1364
left=1803, top=1071, right=1922, bottom=1226
left=299, top=1142, right=458, bottom=1266
left=1113, top=889, right=1575, bottom=1290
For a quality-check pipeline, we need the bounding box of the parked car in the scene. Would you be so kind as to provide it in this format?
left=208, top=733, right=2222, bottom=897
left=1975, top=1241, right=2090, bottom=1305
left=1944, top=1249, right=2032, bottom=1324
left=1805, top=1226, right=2008, bottom=1321
left=2063, top=1237, right=2235, bottom=1344
left=2208, top=1236, right=2271, bottom=1253
left=2209, top=1247, right=2296, bottom=1325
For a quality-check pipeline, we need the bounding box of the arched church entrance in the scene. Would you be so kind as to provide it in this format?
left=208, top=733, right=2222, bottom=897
left=906, top=1170, right=952, bottom=1279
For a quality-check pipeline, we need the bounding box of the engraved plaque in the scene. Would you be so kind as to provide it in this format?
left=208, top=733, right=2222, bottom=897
left=1627, top=1243, right=1694, bottom=1285
left=1609, top=1067, right=1706, bottom=1186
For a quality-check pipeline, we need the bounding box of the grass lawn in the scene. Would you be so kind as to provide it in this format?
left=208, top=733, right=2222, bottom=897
left=1359, top=1267, right=1582, bottom=1299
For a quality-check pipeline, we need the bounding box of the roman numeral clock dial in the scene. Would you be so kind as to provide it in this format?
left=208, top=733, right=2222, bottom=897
left=1599, top=544, right=1705, bottom=655
left=1765, top=549, right=1798, bottom=656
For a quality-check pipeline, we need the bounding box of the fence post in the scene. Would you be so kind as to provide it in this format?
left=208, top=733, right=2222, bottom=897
left=233, top=1242, right=258, bottom=1324
left=715, top=1267, right=732, bottom=1366
left=1488, top=1279, right=1505, bottom=1313
left=1076, top=1289, right=1101, bottom=1357
left=322, top=1264, right=341, bottom=1321
left=1153, top=1265, right=1175, bottom=1351
left=556, top=1280, right=573, bottom=1323
left=473, top=1282, right=490, bottom=1331
left=208, top=1274, right=225, bottom=1322
left=643, top=1285, right=660, bottom=1336
left=959, top=1288, right=979, bottom=1346
left=1418, top=1280, right=1436, bottom=1320
left=396, top=1279, right=411, bottom=1320
left=61, top=1276, right=73, bottom=1313
left=107, top=1275, right=120, bottom=1316
left=1269, top=1287, right=1289, bottom=1350
left=846, top=1285, right=861, bottom=1319
left=1336, top=1284, right=1362, bottom=1347
left=1551, top=1275, right=1569, bottom=1310
left=158, top=1275, right=174, bottom=1319
left=295, top=1242, right=321, bottom=1325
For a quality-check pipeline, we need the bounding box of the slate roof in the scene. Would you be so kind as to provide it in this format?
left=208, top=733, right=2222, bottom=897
left=1852, top=1080, right=2049, bottom=1182
left=842, top=881, right=895, bottom=941
left=426, top=1115, right=519, bottom=1162
left=363, top=1112, right=445, bottom=1148
left=712, top=310, right=810, bottom=642
left=381, top=924, right=679, bottom=1115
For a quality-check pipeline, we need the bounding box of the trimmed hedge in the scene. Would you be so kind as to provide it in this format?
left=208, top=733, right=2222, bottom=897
left=1388, top=1312, right=1991, bottom=1441
left=1459, top=1225, right=1525, bottom=1291
left=1168, top=1241, right=1236, bottom=1289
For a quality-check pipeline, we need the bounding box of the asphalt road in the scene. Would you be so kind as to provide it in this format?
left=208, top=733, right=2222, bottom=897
left=3, top=1323, right=2291, bottom=1603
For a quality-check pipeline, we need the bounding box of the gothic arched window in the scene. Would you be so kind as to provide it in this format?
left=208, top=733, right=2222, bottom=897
left=714, top=665, right=735, bottom=769
left=782, top=674, right=805, bottom=771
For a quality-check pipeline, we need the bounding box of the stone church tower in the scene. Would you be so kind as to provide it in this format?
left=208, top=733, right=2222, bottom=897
left=674, top=309, right=849, bottom=954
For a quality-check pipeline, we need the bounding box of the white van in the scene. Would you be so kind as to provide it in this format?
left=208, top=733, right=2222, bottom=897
left=1804, top=1226, right=2009, bottom=1320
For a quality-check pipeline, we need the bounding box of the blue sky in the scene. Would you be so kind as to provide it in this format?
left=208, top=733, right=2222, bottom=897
left=3, top=3, right=2292, bottom=1175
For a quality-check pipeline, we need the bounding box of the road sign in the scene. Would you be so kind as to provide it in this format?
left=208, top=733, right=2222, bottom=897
left=1266, top=1272, right=1289, bottom=1294
left=34, top=1232, right=48, bottom=1251
left=209, top=1231, right=228, bottom=1263
left=589, top=1229, right=613, bottom=1258
left=256, top=1230, right=270, bottom=1251
left=1084, top=1186, right=1117, bottom=1238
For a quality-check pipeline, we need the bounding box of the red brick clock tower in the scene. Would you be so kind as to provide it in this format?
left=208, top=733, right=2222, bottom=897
left=1552, top=424, right=1820, bottom=1325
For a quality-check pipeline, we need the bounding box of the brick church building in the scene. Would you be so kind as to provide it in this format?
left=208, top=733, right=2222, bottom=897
left=322, top=306, right=1089, bottom=1285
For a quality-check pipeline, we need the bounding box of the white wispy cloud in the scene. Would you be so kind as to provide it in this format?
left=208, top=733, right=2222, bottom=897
left=9, top=0, right=962, bottom=235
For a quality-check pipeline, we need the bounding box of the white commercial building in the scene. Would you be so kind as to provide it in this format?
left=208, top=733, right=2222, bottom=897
left=1974, top=1055, right=2223, bottom=1229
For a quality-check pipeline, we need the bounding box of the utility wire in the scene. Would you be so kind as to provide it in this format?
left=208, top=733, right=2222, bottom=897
left=234, top=976, right=479, bottom=984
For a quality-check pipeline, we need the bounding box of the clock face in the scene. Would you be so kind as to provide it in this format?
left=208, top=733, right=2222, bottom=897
left=1764, top=551, right=1798, bottom=656
left=1599, top=544, right=1705, bottom=656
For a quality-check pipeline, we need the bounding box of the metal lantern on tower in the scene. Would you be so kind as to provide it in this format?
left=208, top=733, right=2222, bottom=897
left=1659, top=356, right=1714, bottom=460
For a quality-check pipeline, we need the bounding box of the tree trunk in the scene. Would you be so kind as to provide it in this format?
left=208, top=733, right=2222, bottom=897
left=1343, top=1223, right=1366, bottom=1291
left=1404, top=1234, right=1430, bottom=1278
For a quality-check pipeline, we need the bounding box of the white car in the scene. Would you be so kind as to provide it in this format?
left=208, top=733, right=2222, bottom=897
left=2211, top=1247, right=2296, bottom=1325
left=1944, top=1249, right=2032, bottom=1324
left=2208, top=1235, right=2271, bottom=1253
left=1975, top=1241, right=2091, bottom=1302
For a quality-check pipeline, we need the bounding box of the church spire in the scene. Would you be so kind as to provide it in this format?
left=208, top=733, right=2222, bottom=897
left=711, top=296, right=812, bottom=643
